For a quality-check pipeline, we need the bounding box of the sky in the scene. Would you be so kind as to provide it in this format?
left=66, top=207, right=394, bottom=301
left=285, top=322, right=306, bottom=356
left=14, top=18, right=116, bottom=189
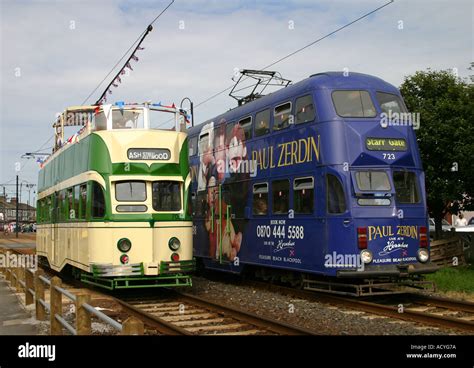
left=0, top=0, right=472, bottom=205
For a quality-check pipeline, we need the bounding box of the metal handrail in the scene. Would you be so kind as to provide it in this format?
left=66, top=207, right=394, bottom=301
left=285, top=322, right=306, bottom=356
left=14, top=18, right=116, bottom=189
left=82, top=303, right=123, bottom=331
left=53, top=285, right=76, bottom=302
left=1, top=263, right=131, bottom=335
left=55, top=314, right=76, bottom=335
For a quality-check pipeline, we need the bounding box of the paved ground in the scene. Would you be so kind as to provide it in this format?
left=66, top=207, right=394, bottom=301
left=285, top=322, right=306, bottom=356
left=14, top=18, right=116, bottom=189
left=0, top=236, right=38, bottom=334
left=0, top=278, right=38, bottom=335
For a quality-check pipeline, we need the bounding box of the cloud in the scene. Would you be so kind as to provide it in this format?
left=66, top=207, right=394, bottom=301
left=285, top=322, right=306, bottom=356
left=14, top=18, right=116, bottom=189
left=0, top=0, right=472, bottom=199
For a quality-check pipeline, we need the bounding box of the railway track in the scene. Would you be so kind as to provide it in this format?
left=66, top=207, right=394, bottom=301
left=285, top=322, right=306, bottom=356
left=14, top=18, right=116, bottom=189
left=115, top=291, right=319, bottom=335
left=238, top=279, right=474, bottom=333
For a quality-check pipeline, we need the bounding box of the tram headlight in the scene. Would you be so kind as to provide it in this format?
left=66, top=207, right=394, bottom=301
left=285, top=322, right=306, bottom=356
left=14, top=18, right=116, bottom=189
left=360, top=249, right=373, bottom=264
left=168, top=237, right=181, bottom=251
left=417, top=249, right=429, bottom=263
left=117, top=238, right=132, bottom=253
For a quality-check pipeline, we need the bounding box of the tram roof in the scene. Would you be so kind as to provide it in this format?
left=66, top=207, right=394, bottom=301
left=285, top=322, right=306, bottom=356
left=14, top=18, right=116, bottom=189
left=188, top=71, right=399, bottom=135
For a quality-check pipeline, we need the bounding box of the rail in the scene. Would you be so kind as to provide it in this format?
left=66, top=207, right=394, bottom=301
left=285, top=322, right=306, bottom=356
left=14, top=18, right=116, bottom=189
left=0, top=248, right=143, bottom=335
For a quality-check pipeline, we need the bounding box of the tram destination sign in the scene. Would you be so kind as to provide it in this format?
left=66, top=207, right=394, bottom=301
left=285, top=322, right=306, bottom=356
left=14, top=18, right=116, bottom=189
left=127, top=148, right=171, bottom=160
left=366, top=138, right=407, bottom=151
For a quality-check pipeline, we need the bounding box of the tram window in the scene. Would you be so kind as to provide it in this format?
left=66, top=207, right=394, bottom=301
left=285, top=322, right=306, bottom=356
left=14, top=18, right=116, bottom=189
left=326, top=174, right=347, bottom=214
left=355, top=171, right=391, bottom=192
left=152, top=181, right=181, bottom=211
left=195, top=192, right=208, bottom=217
left=332, top=90, right=376, bottom=118
left=296, top=95, right=316, bottom=124
left=112, top=110, right=144, bottom=129
left=47, top=197, right=52, bottom=222
left=358, top=198, right=391, bottom=206
left=59, top=190, right=67, bottom=221
left=199, top=133, right=210, bottom=156
left=239, top=117, right=253, bottom=139
left=255, top=109, right=270, bottom=137
left=116, top=205, right=147, bottom=212
left=376, top=92, right=407, bottom=115
left=226, top=122, right=236, bottom=143
left=67, top=188, right=74, bottom=220
left=91, top=182, right=106, bottom=218
left=272, top=180, right=289, bottom=215
left=189, top=136, right=198, bottom=156
left=74, top=186, right=80, bottom=220
left=273, top=102, right=292, bottom=131
left=115, top=181, right=146, bottom=202
left=294, top=177, right=314, bottom=214
left=93, top=113, right=107, bottom=131
left=80, top=184, right=87, bottom=219
left=253, top=183, right=268, bottom=215
left=393, top=172, right=420, bottom=204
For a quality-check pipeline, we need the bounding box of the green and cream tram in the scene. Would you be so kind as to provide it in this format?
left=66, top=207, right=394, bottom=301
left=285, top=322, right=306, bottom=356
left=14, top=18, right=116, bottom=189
left=36, top=102, right=194, bottom=289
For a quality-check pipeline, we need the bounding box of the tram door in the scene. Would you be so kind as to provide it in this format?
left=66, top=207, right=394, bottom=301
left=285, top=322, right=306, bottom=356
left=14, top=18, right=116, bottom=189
left=324, top=171, right=354, bottom=259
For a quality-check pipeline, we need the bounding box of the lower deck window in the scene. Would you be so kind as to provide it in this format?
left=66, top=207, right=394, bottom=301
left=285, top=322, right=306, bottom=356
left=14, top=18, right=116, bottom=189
left=294, top=177, right=314, bottom=214
left=272, top=180, right=289, bottom=214
left=253, top=183, right=268, bottom=215
left=152, top=181, right=181, bottom=211
left=92, top=182, right=106, bottom=218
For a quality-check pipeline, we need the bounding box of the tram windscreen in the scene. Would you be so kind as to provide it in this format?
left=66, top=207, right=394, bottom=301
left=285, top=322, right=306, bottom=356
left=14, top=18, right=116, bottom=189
left=115, top=181, right=146, bottom=201
left=393, top=172, right=420, bottom=203
left=152, top=181, right=181, bottom=211
left=376, top=92, right=407, bottom=114
left=355, top=171, right=391, bottom=192
left=332, top=90, right=376, bottom=118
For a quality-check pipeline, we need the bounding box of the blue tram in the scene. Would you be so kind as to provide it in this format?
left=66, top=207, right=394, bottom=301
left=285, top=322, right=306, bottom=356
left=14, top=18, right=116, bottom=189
left=187, top=72, right=438, bottom=294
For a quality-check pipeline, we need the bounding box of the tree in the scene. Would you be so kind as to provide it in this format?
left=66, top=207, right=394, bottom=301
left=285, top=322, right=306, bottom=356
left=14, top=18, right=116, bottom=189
left=400, top=69, right=474, bottom=239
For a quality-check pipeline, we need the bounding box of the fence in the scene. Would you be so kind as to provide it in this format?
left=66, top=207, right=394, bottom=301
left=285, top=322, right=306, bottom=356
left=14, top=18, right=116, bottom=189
left=430, top=236, right=466, bottom=267
left=0, top=248, right=144, bottom=335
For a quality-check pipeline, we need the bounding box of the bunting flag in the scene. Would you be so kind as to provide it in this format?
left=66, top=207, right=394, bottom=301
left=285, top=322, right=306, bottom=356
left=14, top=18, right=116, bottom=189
left=95, top=22, right=153, bottom=105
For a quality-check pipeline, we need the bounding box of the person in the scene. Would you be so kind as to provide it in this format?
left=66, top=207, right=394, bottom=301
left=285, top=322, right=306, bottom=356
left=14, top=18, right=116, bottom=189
left=455, top=213, right=468, bottom=227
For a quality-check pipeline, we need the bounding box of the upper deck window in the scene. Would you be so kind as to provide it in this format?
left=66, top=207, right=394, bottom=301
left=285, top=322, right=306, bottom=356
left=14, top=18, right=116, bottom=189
left=393, top=171, right=420, bottom=204
left=189, top=136, right=198, bottom=156
left=295, top=95, right=316, bottom=124
left=376, top=92, right=407, bottom=114
left=332, top=90, right=376, bottom=118
left=152, top=181, right=181, bottom=211
left=93, top=109, right=145, bottom=130
left=355, top=171, right=391, bottom=192
left=273, top=102, right=292, bottom=130
left=255, top=109, right=270, bottom=137
left=239, top=117, right=253, bottom=139
left=115, top=181, right=146, bottom=202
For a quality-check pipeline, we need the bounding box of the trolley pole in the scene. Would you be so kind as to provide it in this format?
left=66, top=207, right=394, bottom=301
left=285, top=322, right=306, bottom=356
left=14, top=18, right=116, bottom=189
left=16, top=175, right=19, bottom=238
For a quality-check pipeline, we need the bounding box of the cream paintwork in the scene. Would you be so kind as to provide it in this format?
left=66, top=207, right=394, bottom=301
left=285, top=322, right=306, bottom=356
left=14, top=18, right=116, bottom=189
left=37, top=221, right=192, bottom=275
left=95, top=130, right=187, bottom=164
left=38, top=171, right=106, bottom=200
left=37, top=128, right=192, bottom=277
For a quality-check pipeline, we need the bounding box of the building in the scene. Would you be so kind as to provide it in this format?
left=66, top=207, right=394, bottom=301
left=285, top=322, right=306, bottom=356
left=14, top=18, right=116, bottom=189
left=0, top=196, right=36, bottom=226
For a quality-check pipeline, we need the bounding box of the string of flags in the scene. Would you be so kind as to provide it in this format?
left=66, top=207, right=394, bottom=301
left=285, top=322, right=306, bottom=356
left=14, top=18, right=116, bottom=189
left=95, top=26, right=153, bottom=105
